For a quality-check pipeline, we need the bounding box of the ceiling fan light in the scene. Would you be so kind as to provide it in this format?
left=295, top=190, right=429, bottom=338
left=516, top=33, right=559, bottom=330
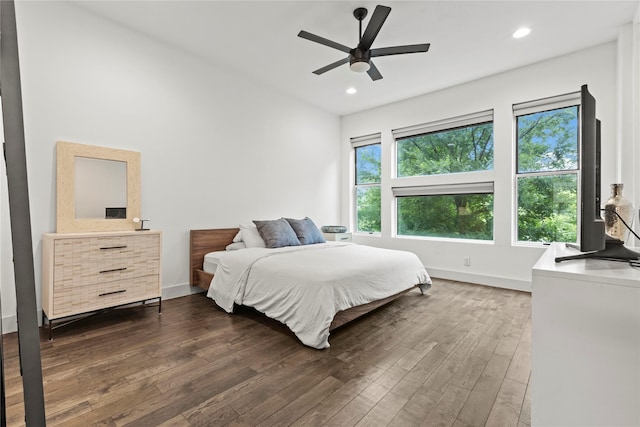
left=350, top=61, right=370, bottom=73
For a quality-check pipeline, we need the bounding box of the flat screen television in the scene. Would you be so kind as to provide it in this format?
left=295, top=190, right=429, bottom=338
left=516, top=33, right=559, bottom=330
left=105, top=207, right=126, bottom=219
left=556, top=85, right=639, bottom=262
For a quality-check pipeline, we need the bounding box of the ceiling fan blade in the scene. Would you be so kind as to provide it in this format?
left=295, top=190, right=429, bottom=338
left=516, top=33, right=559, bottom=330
left=367, top=61, right=383, bottom=81
left=371, top=43, right=430, bottom=57
left=298, top=30, right=351, bottom=53
left=313, top=57, right=350, bottom=75
left=358, top=5, right=391, bottom=51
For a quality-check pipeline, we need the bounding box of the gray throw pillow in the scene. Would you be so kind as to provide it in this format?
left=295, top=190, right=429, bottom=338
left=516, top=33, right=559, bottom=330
left=253, top=218, right=301, bottom=248
left=285, top=217, right=326, bottom=245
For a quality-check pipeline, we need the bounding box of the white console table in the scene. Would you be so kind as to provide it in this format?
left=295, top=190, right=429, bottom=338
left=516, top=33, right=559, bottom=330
left=531, top=243, right=640, bottom=426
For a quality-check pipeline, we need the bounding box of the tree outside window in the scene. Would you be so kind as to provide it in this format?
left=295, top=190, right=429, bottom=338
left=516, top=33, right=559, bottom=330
left=397, top=122, right=493, bottom=177
left=355, top=143, right=381, bottom=233
left=516, top=106, right=579, bottom=243
left=395, top=120, right=494, bottom=240
left=397, top=193, right=493, bottom=240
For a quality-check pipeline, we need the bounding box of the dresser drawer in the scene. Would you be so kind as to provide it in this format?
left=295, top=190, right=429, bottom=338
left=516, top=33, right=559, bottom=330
left=53, top=234, right=160, bottom=285
left=52, top=274, right=160, bottom=317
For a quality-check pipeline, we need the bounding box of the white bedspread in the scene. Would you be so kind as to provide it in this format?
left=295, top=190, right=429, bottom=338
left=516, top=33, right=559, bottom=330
left=206, top=243, right=431, bottom=349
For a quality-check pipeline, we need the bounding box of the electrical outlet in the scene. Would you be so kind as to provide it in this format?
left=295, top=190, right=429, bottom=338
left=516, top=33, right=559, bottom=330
left=464, top=257, right=471, bottom=267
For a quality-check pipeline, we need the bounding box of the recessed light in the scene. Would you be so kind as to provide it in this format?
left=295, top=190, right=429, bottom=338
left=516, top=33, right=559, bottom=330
left=346, top=87, right=357, bottom=95
left=513, top=27, right=531, bottom=39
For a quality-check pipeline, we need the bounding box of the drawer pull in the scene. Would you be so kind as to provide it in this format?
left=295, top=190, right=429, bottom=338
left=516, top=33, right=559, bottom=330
left=100, top=245, right=127, bottom=250
left=98, top=289, right=127, bottom=297
left=99, top=267, right=127, bottom=274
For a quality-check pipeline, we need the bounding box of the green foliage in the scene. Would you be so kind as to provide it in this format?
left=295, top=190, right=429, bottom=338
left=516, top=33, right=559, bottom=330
left=517, top=175, right=577, bottom=242
left=397, top=194, right=494, bottom=240
left=397, top=122, right=493, bottom=177
left=516, top=106, right=579, bottom=243
left=357, top=186, right=381, bottom=233
left=355, top=144, right=381, bottom=233
left=393, top=122, right=494, bottom=239
left=517, top=107, right=578, bottom=173
left=356, top=144, right=381, bottom=184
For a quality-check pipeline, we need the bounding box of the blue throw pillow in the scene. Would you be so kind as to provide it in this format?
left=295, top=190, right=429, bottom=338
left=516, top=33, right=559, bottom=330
left=253, top=218, right=301, bottom=248
left=285, top=217, right=326, bottom=245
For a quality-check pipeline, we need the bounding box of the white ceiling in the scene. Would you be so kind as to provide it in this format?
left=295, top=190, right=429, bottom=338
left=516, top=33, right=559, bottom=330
left=72, top=0, right=638, bottom=116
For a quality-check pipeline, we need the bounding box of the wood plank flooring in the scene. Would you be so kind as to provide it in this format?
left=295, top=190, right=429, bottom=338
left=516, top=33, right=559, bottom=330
left=3, top=279, right=531, bottom=426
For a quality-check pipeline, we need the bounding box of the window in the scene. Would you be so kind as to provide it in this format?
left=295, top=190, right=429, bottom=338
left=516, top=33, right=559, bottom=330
left=514, top=93, right=580, bottom=243
left=392, top=111, right=495, bottom=240
left=394, top=183, right=494, bottom=240
left=395, top=110, right=494, bottom=177
left=353, top=134, right=381, bottom=233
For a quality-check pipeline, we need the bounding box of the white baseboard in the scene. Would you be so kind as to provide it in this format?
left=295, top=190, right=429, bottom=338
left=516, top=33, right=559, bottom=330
left=1, top=314, right=17, bottom=334
left=427, top=268, right=531, bottom=293
left=162, top=282, right=205, bottom=300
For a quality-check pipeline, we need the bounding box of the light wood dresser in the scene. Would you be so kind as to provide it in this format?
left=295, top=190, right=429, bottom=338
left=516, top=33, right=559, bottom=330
left=42, top=230, right=161, bottom=339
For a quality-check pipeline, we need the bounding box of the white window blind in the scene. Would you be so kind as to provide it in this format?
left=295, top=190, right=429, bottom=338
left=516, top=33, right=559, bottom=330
left=392, top=110, right=494, bottom=140
left=392, top=181, right=494, bottom=197
left=513, top=91, right=580, bottom=117
left=350, top=133, right=381, bottom=148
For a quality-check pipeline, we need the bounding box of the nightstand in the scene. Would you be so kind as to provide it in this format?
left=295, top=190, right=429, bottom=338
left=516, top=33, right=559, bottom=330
left=323, top=232, right=352, bottom=242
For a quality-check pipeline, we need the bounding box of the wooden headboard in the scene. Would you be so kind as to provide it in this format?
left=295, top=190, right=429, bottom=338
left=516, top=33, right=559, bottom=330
left=189, top=228, right=239, bottom=290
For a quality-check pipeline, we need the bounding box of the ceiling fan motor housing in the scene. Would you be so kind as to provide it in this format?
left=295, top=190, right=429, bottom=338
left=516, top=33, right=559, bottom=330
left=350, top=48, right=371, bottom=72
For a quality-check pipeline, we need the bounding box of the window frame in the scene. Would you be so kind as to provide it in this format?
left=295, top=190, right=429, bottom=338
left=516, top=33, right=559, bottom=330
left=512, top=91, right=581, bottom=246
left=393, top=183, right=495, bottom=241
left=390, top=110, right=495, bottom=241
left=352, top=133, right=382, bottom=235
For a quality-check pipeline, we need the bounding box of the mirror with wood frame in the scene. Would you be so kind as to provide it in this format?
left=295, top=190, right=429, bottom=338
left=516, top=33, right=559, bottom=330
left=56, top=140, right=140, bottom=232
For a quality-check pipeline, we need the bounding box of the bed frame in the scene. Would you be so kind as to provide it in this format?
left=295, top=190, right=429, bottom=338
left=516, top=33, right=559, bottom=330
left=189, top=228, right=416, bottom=330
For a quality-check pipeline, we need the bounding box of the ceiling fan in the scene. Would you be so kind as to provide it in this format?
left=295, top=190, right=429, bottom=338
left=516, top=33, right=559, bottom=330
left=298, top=5, right=430, bottom=81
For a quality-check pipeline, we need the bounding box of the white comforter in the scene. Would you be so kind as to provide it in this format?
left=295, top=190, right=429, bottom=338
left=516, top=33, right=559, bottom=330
left=206, top=242, right=431, bottom=349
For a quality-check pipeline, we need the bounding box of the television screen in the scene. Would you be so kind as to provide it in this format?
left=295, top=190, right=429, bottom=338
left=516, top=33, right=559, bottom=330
left=105, top=207, right=126, bottom=219
left=556, top=85, right=639, bottom=262
left=579, top=85, right=606, bottom=252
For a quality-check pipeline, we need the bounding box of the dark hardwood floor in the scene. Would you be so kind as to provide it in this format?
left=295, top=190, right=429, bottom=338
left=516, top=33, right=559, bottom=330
left=3, top=279, right=531, bottom=426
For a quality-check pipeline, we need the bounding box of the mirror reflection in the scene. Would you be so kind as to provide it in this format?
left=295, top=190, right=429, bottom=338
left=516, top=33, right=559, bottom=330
left=74, top=157, right=127, bottom=219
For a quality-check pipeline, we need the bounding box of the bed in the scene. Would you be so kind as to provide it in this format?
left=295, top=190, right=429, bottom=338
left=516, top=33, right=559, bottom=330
left=190, top=227, right=431, bottom=349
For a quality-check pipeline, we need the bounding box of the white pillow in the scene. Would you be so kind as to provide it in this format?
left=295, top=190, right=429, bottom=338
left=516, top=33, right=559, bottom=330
left=225, top=242, right=246, bottom=251
left=239, top=223, right=266, bottom=248
left=232, top=230, right=243, bottom=243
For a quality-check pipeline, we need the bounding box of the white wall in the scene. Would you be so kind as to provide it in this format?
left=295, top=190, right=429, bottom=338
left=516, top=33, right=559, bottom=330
left=0, top=1, right=341, bottom=332
left=341, top=43, right=621, bottom=292
left=626, top=4, right=640, bottom=247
